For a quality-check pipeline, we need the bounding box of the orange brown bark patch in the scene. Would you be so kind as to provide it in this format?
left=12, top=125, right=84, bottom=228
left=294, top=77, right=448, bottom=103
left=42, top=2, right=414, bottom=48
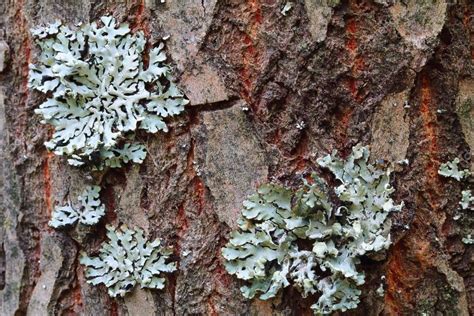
left=207, top=295, right=219, bottom=316
left=385, top=248, right=408, bottom=314
left=239, top=0, right=263, bottom=111
left=42, top=150, right=54, bottom=217
left=72, top=267, right=84, bottom=310
left=213, top=262, right=232, bottom=289
left=109, top=299, right=119, bottom=316
left=249, top=0, right=263, bottom=25
left=385, top=73, right=446, bottom=314
left=240, top=34, right=256, bottom=101
left=418, top=75, right=444, bottom=229
left=385, top=208, right=445, bottom=314
left=335, top=12, right=366, bottom=155
left=345, top=17, right=365, bottom=103
left=174, top=202, right=189, bottom=257
left=419, top=75, right=440, bottom=182
left=102, top=185, right=118, bottom=223
left=176, top=204, right=189, bottom=238
left=130, top=0, right=151, bottom=68
left=345, top=16, right=357, bottom=102
left=335, top=106, right=354, bottom=155
left=131, top=0, right=150, bottom=37
left=353, top=56, right=365, bottom=73
left=346, top=18, right=358, bottom=53
left=193, top=177, right=206, bottom=215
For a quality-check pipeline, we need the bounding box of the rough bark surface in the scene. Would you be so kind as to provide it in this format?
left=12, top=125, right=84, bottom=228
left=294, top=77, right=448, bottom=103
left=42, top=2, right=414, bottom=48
left=0, top=0, right=473, bottom=315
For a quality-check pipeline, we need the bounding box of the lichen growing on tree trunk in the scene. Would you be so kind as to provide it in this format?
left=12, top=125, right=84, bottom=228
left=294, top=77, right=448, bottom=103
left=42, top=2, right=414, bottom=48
left=0, top=0, right=473, bottom=315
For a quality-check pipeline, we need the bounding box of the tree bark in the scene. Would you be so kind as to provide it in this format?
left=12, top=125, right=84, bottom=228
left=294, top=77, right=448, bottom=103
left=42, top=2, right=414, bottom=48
left=0, top=0, right=473, bottom=315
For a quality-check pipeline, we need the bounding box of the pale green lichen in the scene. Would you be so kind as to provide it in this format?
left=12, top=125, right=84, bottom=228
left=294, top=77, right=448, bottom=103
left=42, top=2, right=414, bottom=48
left=68, top=142, right=147, bottom=170
left=29, top=16, right=188, bottom=168
left=281, top=2, right=294, bottom=16
left=31, top=17, right=180, bottom=300
left=49, top=185, right=105, bottom=228
left=222, top=145, right=402, bottom=314
left=376, top=282, right=385, bottom=297
left=459, top=190, right=473, bottom=210
left=80, top=225, right=176, bottom=297
left=462, top=234, right=474, bottom=245
left=438, top=158, right=471, bottom=181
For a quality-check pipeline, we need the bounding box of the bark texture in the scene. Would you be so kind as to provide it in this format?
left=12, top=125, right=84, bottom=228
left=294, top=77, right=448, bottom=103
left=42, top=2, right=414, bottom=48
left=0, top=0, right=473, bottom=315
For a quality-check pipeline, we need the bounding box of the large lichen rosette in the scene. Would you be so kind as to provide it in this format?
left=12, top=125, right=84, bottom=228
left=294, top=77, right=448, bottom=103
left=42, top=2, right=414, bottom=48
left=222, top=145, right=403, bottom=314
left=28, top=16, right=188, bottom=168
left=80, top=225, right=177, bottom=297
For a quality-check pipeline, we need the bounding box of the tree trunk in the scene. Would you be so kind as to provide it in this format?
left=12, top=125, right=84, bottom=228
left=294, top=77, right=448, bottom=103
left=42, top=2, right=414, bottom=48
left=0, top=0, right=473, bottom=315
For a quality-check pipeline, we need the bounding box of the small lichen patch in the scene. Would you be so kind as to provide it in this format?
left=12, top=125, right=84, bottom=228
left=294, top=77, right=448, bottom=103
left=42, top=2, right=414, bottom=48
left=438, top=158, right=471, bottom=181
left=49, top=185, right=105, bottom=228
left=80, top=225, right=176, bottom=297
left=376, top=282, right=385, bottom=297
left=222, top=145, right=402, bottom=314
left=459, top=190, right=473, bottom=210
left=29, top=16, right=188, bottom=167
left=438, top=162, right=473, bottom=246
left=281, top=2, right=294, bottom=16
left=461, top=235, right=473, bottom=245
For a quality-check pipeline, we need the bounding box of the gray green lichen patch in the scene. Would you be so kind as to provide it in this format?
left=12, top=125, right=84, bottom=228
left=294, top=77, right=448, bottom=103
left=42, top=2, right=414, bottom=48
left=438, top=160, right=473, bottom=247
left=80, top=225, right=176, bottom=297
left=438, top=158, right=471, bottom=181
left=461, top=235, right=473, bottom=245
left=68, top=142, right=147, bottom=170
left=222, top=145, right=402, bottom=314
left=28, top=16, right=188, bottom=169
left=459, top=190, right=473, bottom=210
left=49, top=185, right=105, bottom=228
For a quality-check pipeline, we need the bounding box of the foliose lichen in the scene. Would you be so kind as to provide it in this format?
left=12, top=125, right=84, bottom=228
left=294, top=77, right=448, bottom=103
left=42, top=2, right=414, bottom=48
left=30, top=15, right=180, bottom=299
left=68, top=141, right=147, bottom=170
left=462, top=235, right=474, bottom=245
left=80, top=225, right=176, bottom=297
left=459, top=190, right=473, bottom=210
left=438, top=158, right=471, bottom=181
left=438, top=160, right=472, bottom=234
left=49, top=185, right=105, bottom=228
left=29, top=16, right=188, bottom=168
left=222, top=145, right=402, bottom=314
